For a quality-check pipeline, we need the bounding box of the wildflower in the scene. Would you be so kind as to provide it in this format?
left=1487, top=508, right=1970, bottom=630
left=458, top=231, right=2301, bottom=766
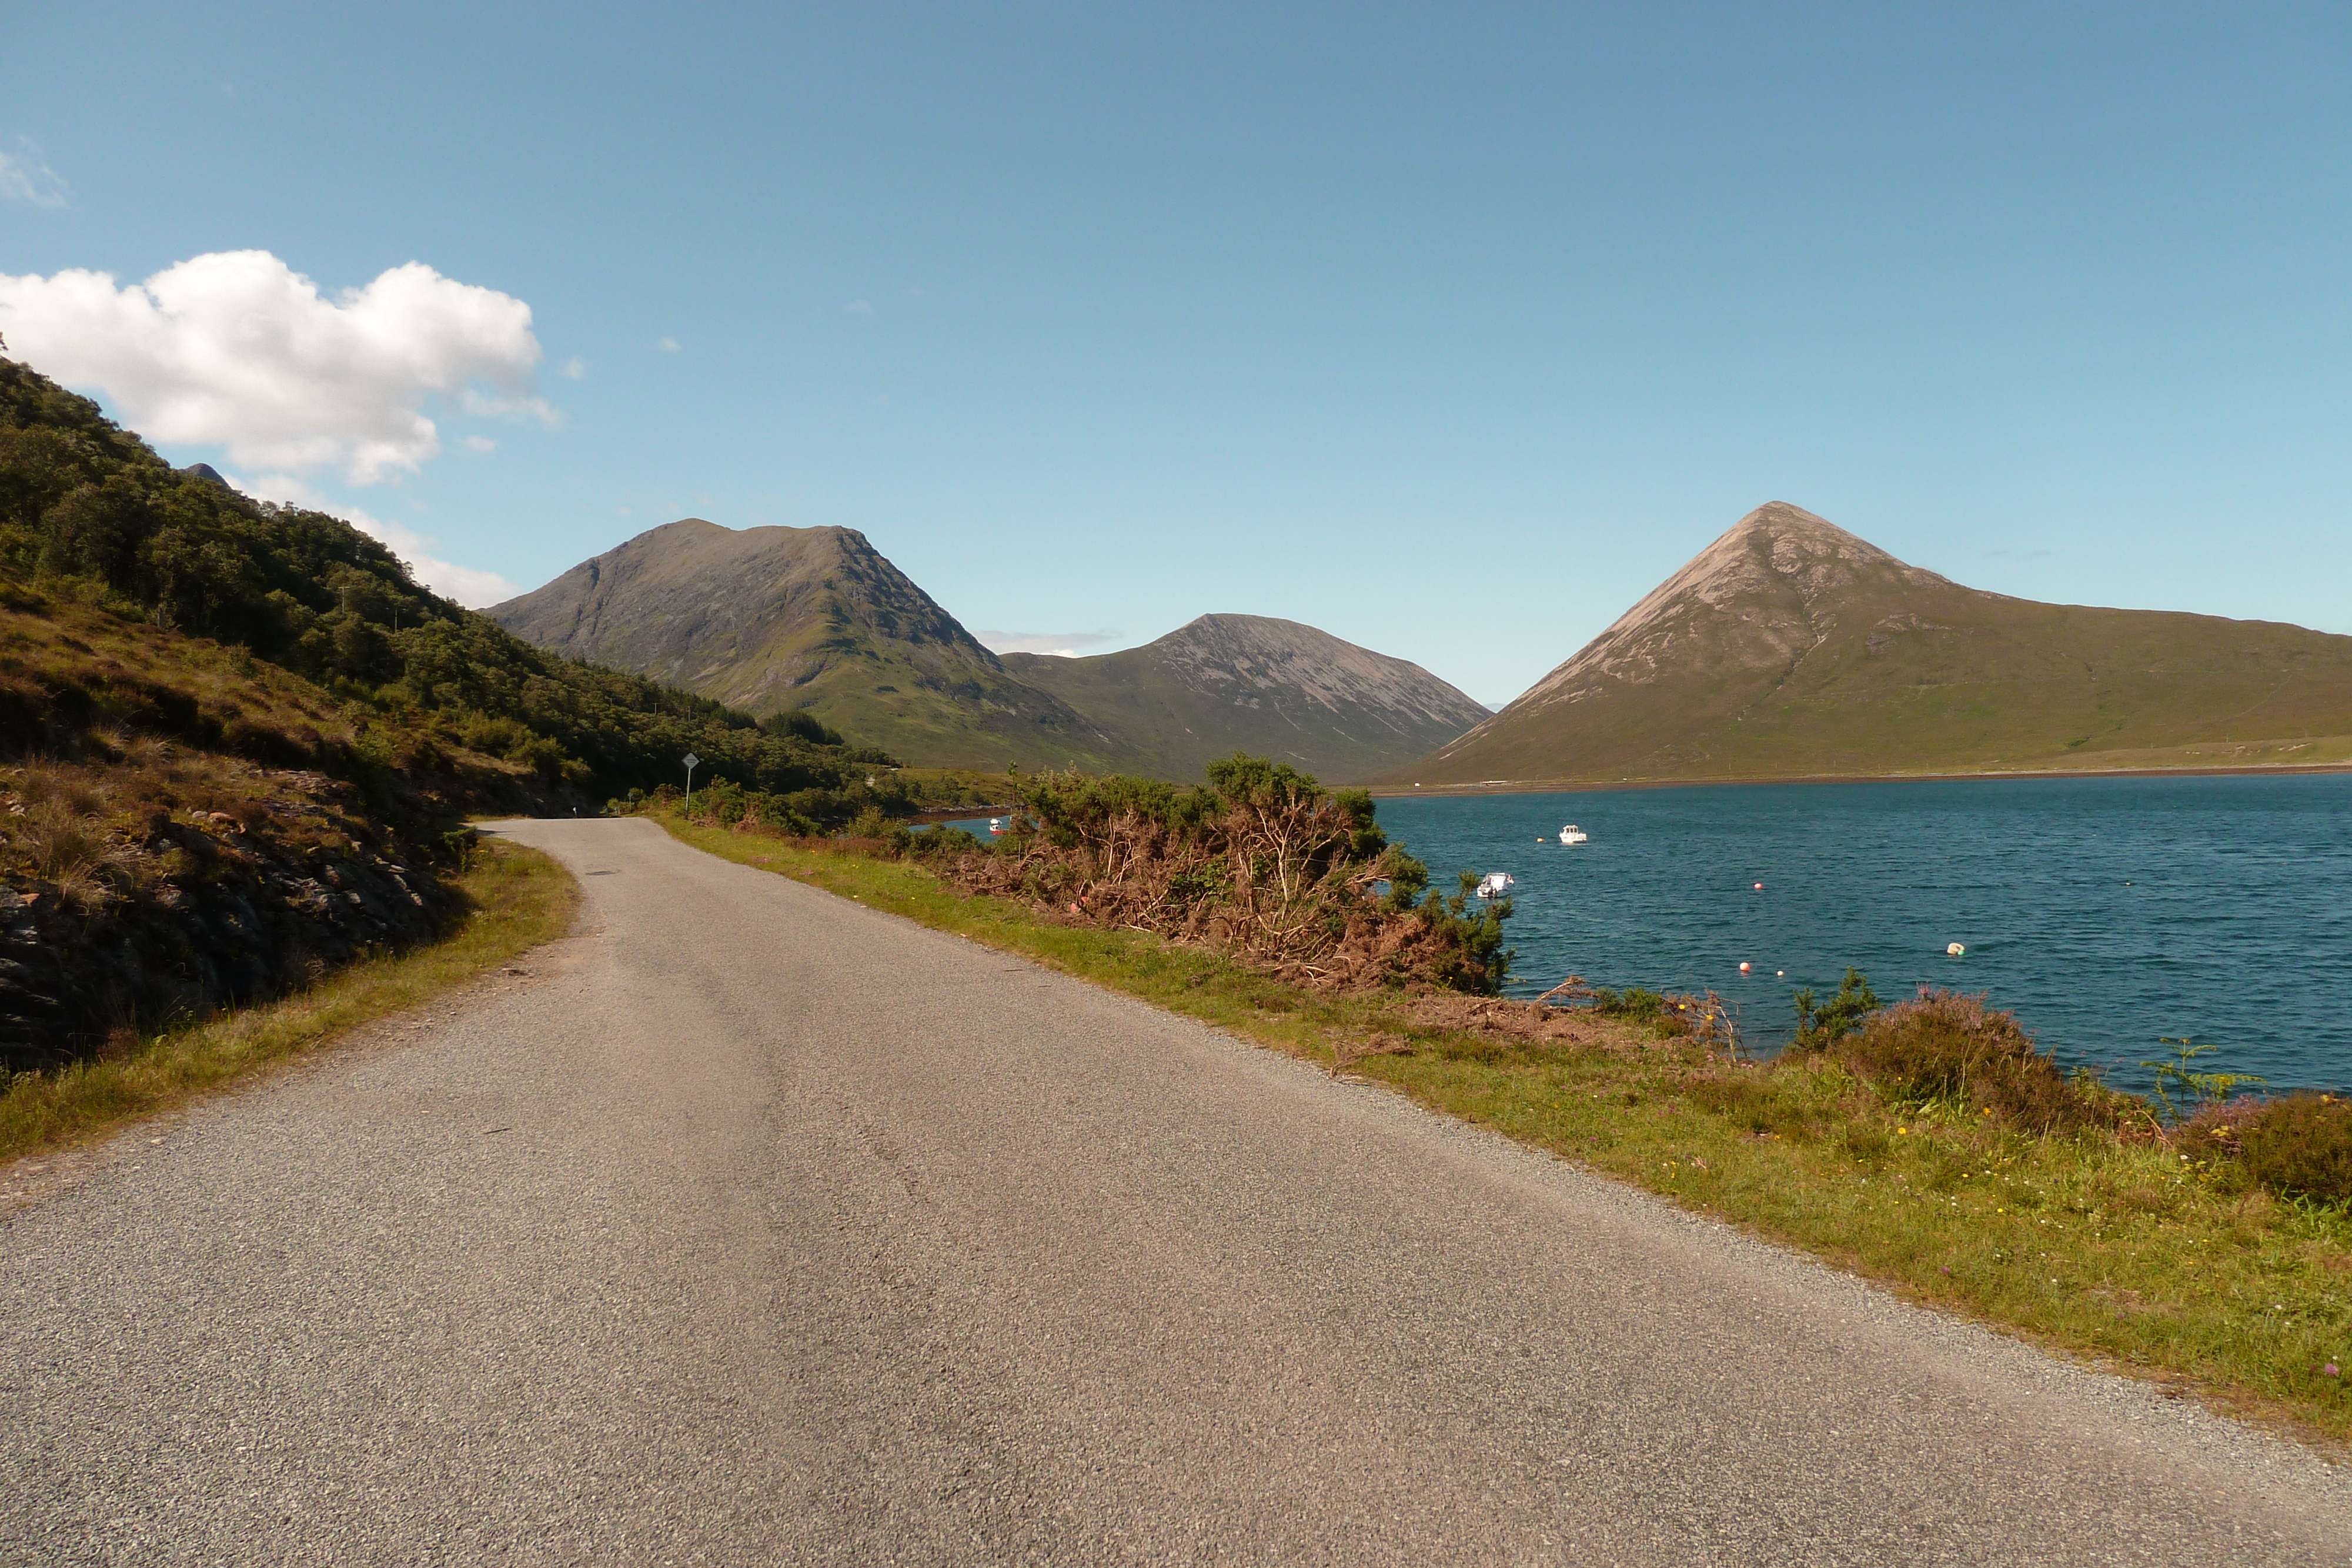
left=1897, top=1126, right=1908, bottom=1135
left=2326, top=1363, right=2340, bottom=1378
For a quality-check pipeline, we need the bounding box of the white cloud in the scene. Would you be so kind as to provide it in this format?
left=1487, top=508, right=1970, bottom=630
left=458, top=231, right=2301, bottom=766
left=0, top=141, right=68, bottom=208
left=654, top=335, right=680, bottom=353
left=845, top=299, right=873, bottom=314
left=229, top=470, right=520, bottom=608
left=462, top=434, right=497, bottom=453
left=974, top=628, right=1122, bottom=657
left=560, top=356, right=587, bottom=379
left=0, top=250, right=547, bottom=483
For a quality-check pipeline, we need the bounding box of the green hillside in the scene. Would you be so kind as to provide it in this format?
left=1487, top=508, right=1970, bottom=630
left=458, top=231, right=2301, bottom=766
left=0, top=357, right=915, bottom=1066
left=1396, top=503, right=2352, bottom=786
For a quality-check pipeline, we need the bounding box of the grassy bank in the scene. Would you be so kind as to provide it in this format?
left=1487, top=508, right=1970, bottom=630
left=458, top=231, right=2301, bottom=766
left=662, top=815, right=2352, bottom=1451
left=0, top=838, right=577, bottom=1163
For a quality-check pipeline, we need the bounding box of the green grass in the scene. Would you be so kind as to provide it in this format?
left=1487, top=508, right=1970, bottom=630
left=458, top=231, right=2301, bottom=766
left=0, top=838, right=578, bottom=1162
left=663, top=815, right=2352, bottom=1453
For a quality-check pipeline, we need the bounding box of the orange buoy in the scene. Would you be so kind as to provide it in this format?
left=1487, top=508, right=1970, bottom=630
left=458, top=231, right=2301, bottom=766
left=1739, top=961, right=1752, bottom=973
left=1753, top=882, right=1764, bottom=890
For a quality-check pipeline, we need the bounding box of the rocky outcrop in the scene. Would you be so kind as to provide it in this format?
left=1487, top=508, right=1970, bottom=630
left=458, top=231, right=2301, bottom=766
left=0, top=771, right=456, bottom=1071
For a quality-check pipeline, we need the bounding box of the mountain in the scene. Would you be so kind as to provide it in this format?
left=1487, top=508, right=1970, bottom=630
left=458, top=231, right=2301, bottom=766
left=0, top=357, right=942, bottom=1066
left=1395, top=503, right=2352, bottom=786
left=488, top=519, right=1142, bottom=772
left=493, top=523, right=1488, bottom=780
left=1004, top=615, right=1488, bottom=784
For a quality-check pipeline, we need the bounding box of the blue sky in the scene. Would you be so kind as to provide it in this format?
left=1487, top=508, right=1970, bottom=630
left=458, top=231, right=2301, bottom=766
left=3, top=3, right=2348, bottom=706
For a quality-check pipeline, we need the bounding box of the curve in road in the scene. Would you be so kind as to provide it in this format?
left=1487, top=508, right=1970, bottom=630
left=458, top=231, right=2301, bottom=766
left=5, top=816, right=2346, bottom=1564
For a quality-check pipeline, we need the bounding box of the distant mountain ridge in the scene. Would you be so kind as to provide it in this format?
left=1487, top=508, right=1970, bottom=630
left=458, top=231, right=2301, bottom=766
left=493, top=520, right=1486, bottom=780
left=1395, top=502, right=2352, bottom=785
left=1006, top=614, right=1488, bottom=784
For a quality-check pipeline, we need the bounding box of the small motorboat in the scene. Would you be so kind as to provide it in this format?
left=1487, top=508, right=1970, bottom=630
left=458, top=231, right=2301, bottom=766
left=1558, top=824, right=1589, bottom=845
left=987, top=817, right=1008, bottom=835
left=1474, top=872, right=1515, bottom=899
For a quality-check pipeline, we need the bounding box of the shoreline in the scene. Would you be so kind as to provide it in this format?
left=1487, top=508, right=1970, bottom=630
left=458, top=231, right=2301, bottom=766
left=650, top=814, right=2352, bottom=1456
left=1364, top=759, right=2352, bottom=798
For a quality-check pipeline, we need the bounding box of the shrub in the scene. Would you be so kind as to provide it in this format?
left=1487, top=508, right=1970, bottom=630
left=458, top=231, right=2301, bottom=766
left=2177, top=1093, right=2352, bottom=1205
left=1790, top=968, right=1880, bottom=1047
left=1834, top=988, right=2122, bottom=1135
left=933, top=754, right=1512, bottom=994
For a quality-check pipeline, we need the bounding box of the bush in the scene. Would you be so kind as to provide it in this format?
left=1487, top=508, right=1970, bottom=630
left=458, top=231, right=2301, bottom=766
left=1790, top=968, right=1880, bottom=1046
left=1834, top=988, right=2123, bottom=1135
left=2177, top=1093, right=2352, bottom=1205
left=932, top=754, right=1512, bottom=994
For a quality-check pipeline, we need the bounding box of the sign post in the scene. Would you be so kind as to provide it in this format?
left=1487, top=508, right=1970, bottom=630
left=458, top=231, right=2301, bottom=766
left=682, top=752, right=701, bottom=816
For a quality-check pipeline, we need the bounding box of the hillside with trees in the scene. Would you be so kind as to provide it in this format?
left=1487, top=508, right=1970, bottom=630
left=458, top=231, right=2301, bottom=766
left=0, top=357, right=915, bottom=1066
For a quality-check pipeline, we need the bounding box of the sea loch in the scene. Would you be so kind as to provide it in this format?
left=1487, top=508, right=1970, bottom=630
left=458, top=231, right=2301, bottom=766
left=1376, top=772, right=2352, bottom=1093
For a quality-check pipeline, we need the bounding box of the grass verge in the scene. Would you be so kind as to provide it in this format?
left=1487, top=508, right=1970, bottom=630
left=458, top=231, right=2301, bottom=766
left=663, top=816, right=2352, bottom=1452
left=0, top=838, right=577, bottom=1162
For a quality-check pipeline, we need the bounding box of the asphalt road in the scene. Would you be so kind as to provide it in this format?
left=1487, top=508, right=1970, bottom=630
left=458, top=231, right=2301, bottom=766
left=6, top=817, right=2347, bottom=1565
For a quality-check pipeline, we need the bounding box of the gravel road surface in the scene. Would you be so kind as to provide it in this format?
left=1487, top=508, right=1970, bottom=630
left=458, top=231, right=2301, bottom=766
left=6, top=817, right=2347, bottom=1564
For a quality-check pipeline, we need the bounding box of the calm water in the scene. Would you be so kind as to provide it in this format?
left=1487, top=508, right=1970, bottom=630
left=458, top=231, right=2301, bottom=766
left=1369, top=775, right=2351, bottom=1092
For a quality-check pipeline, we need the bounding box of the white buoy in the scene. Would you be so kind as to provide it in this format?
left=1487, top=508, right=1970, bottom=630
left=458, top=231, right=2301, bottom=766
left=1776, top=970, right=1785, bottom=978
left=1753, top=882, right=1764, bottom=891
left=1947, top=942, right=1966, bottom=957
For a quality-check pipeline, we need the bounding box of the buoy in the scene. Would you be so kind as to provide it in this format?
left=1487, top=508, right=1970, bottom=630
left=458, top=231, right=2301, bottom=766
left=1739, top=961, right=1752, bottom=973
left=1947, top=942, right=1966, bottom=957
left=1753, top=882, right=1764, bottom=891
left=1776, top=970, right=1785, bottom=978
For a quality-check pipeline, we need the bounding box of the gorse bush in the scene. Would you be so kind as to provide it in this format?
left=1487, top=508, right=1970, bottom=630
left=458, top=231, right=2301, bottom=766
left=1830, top=988, right=2125, bottom=1135
left=1790, top=968, right=1880, bottom=1046
left=2177, top=1094, right=2352, bottom=1205
left=924, top=755, right=1513, bottom=994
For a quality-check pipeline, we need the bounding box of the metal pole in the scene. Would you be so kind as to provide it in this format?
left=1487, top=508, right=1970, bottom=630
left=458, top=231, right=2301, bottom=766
left=683, top=751, right=700, bottom=817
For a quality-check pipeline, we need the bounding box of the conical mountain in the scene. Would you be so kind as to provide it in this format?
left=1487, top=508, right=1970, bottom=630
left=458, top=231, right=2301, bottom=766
left=1004, top=614, right=1487, bottom=784
left=489, top=519, right=1143, bottom=771
left=1395, top=502, right=2352, bottom=785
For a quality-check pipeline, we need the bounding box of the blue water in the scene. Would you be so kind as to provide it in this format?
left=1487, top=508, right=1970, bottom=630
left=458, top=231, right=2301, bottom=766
left=1372, top=775, right=2352, bottom=1092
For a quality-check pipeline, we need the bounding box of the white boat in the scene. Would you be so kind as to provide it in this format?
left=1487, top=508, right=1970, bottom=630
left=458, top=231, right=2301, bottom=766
left=987, top=817, right=1008, bottom=835
left=1474, top=872, right=1515, bottom=899
left=1558, top=824, right=1589, bottom=845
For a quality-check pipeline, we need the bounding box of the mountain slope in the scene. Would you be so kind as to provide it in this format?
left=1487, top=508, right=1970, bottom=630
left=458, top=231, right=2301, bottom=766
left=1005, top=615, right=1487, bottom=784
left=489, top=520, right=1145, bottom=772
left=1396, top=502, right=2352, bottom=785
left=0, top=356, right=924, bottom=1065
left=493, top=524, right=1488, bottom=780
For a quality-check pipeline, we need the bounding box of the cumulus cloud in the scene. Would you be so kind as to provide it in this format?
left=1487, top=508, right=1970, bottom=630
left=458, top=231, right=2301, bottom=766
left=229, top=471, right=520, bottom=608
left=0, top=141, right=68, bottom=208
left=0, top=250, right=549, bottom=483
left=974, top=628, right=1122, bottom=658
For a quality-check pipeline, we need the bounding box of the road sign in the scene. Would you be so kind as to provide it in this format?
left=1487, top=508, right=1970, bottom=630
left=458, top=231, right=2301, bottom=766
left=683, top=753, right=701, bottom=815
